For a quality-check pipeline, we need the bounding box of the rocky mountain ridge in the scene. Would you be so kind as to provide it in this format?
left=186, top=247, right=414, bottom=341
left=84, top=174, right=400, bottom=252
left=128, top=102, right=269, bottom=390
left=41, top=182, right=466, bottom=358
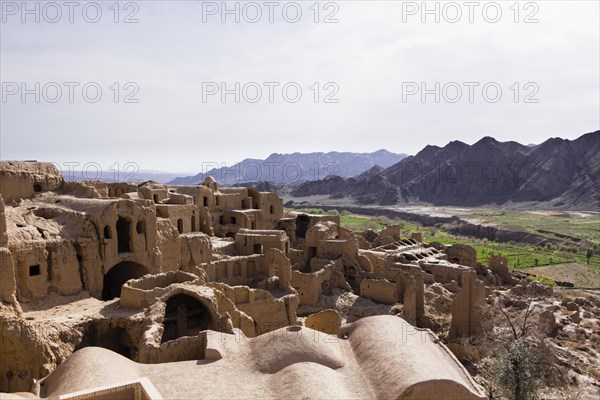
left=168, top=149, right=407, bottom=185
left=290, top=131, right=600, bottom=210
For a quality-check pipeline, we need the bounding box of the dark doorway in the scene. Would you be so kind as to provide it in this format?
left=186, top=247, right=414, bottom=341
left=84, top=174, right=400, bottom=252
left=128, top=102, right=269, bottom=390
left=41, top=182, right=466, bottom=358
left=296, top=214, right=310, bottom=238
left=95, top=326, right=136, bottom=358
left=177, top=219, right=184, bottom=234
left=102, top=261, right=148, bottom=300
left=308, top=246, right=317, bottom=260
left=77, top=324, right=137, bottom=359
left=116, top=218, right=131, bottom=253
left=253, top=243, right=263, bottom=254
left=47, top=252, right=53, bottom=282
left=161, top=294, right=212, bottom=343
left=75, top=244, right=85, bottom=290
left=345, top=266, right=357, bottom=291
left=191, top=216, right=196, bottom=232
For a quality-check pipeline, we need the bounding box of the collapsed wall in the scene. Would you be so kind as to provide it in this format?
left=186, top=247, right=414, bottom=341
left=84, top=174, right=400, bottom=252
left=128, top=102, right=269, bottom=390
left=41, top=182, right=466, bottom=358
left=0, top=161, right=494, bottom=397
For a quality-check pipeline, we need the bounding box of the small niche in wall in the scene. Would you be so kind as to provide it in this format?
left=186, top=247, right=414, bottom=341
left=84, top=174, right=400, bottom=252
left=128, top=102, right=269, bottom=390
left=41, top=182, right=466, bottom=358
left=29, top=264, right=41, bottom=277
left=136, top=220, right=145, bottom=234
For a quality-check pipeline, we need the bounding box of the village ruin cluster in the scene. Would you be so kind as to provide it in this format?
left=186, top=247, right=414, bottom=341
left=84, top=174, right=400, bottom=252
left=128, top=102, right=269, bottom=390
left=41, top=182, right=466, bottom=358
left=1, top=161, right=598, bottom=400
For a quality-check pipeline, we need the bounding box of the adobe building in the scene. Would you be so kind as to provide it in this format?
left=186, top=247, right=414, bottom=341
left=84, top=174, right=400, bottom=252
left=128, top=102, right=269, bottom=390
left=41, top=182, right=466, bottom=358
left=0, top=161, right=496, bottom=398
left=26, top=316, right=487, bottom=400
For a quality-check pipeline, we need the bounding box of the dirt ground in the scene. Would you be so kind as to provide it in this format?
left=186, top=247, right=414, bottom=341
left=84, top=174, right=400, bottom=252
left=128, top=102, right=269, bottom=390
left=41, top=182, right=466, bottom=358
left=523, top=263, right=600, bottom=289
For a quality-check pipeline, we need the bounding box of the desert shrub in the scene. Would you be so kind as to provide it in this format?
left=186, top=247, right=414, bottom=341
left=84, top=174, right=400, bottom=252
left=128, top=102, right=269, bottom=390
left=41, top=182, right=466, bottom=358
left=294, top=208, right=325, bottom=215
left=487, top=303, right=566, bottom=400
left=558, top=244, right=578, bottom=253
left=492, top=337, right=538, bottom=400
left=326, top=209, right=339, bottom=216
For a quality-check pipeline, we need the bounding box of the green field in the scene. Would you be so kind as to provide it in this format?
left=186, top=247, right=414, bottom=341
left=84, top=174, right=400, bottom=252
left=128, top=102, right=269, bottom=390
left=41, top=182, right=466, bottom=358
left=286, top=208, right=600, bottom=270
left=465, top=209, right=600, bottom=245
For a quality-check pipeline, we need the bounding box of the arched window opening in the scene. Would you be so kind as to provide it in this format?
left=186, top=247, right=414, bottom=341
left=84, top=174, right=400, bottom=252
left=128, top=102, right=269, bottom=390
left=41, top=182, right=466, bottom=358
left=161, top=294, right=212, bottom=343
left=102, top=261, right=148, bottom=301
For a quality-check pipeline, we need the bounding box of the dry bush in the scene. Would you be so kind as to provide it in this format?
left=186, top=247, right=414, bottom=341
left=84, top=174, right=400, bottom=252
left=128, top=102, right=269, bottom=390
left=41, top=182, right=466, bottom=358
left=481, top=301, right=567, bottom=400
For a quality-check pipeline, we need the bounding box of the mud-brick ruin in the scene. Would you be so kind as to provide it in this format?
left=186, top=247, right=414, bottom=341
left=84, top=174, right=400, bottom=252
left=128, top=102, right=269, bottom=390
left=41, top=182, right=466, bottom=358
left=2, top=160, right=576, bottom=399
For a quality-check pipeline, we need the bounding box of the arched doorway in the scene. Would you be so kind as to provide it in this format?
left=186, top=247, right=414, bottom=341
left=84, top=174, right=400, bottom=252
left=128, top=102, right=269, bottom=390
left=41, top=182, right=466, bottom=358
left=161, top=294, right=212, bottom=343
left=102, top=261, right=148, bottom=300
left=77, top=324, right=137, bottom=359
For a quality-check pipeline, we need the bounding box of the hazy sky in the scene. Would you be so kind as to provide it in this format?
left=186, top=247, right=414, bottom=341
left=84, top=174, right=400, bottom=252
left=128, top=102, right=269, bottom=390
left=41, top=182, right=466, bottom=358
left=1, top=0, right=598, bottom=172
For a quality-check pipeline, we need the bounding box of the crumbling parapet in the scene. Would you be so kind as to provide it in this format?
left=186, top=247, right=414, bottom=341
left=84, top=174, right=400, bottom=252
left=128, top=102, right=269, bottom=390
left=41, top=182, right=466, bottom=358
left=0, top=196, right=17, bottom=304
left=235, top=229, right=289, bottom=256
left=291, top=259, right=343, bottom=306
left=120, top=270, right=200, bottom=308
left=411, top=232, right=423, bottom=242
left=402, top=272, right=425, bottom=327
left=360, top=278, right=399, bottom=304
left=0, top=161, right=64, bottom=204
left=265, top=248, right=292, bottom=290
left=208, top=281, right=298, bottom=336
left=372, top=225, right=400, bottom=247
left=449, top=270, right=485, bottom=339
left=304, top=309, right=341, bottom=334
left=0, top=248, right=17, bottom=304
left=445, top=244, right=477, bottom=269
left=196, top=254, right=267, bottom=286
left=488, top=254, right=512, bottom=285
